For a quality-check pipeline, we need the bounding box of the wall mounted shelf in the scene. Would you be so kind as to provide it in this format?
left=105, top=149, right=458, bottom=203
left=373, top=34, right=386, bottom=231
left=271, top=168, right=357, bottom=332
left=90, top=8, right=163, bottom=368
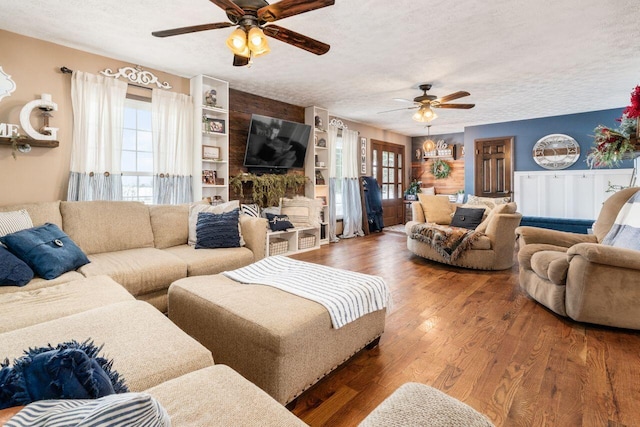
left=0, top=137, right=59, bottom=148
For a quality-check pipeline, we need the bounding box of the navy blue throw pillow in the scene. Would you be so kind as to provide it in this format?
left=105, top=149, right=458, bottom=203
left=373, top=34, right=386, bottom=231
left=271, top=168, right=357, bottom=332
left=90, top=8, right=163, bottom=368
left=450, top=207, right=485, bottom=230
left=0, top=223, right=90, bottom=280
left=0, top=246, right=34, bottom=287
left=265, top=213, right=295, bottom=232
left=0, top=339, right=128, bottom=410
left=195, top=209, right=241, bottom=249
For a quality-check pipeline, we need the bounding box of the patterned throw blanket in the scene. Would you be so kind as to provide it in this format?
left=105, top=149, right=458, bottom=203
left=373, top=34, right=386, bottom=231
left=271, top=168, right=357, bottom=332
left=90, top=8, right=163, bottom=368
left=602, top=191, right=640, bottom=250
left=223, top=256, right=391, bottom=329
left=409, top=223, right=482, bottom=261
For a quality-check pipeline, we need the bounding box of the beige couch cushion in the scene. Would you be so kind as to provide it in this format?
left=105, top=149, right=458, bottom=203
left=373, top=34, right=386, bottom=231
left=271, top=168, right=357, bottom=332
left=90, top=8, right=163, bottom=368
left=146, top=365, right=306, bottom=427
left=78, top=247, right=186, bottom=297
left=188, top=200, right=242, bottom=246
left=0, top=276, right=133, bottom=333
left=0, top=201, right=62, bottom=228
left=0, top=300, right=214, bottom=392
left=163, top=245, right=254, bottom=277
left=531, top=251, right=570, bottom=285
left=476, top=202, right=517, bottom=233
left=417, top=194, right=453, bottom=224
left=149, top=204, right=189, bottom=249
left=0, top=271, right=85, bottom=295
left=61, top=201, right=155, bottom=255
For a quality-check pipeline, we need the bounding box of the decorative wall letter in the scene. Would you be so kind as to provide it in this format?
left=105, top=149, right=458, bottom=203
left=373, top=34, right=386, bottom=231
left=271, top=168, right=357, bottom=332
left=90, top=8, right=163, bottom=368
left=19, top=94, right=58, bottom=140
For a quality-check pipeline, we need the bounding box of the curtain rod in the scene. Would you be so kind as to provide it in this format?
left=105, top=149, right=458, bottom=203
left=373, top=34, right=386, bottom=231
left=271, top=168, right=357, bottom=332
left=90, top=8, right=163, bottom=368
left=59, top=66, right=153, bottom=91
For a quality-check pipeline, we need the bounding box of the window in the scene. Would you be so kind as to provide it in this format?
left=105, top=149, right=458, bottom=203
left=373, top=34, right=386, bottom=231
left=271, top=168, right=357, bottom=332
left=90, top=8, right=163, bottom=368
left=122, top=98, right=153, bottom=203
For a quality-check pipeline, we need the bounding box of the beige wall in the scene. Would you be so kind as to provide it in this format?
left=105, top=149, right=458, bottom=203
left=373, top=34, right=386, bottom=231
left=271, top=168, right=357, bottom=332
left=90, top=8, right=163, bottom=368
left=327, top=116, right=412, bottom=184
left=0, top=30, right=189, bottom=205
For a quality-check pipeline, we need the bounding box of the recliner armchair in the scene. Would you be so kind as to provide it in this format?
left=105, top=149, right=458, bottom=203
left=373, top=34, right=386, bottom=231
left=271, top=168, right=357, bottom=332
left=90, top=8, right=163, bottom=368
left=516, top=186, right=640, bottom=329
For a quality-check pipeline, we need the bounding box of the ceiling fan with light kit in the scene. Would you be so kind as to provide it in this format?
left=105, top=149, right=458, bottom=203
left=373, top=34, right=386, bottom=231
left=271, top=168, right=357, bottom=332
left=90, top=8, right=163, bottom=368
left=152, top=0, right=334, bottom=66
left=379, top=84, right=475, bottom=122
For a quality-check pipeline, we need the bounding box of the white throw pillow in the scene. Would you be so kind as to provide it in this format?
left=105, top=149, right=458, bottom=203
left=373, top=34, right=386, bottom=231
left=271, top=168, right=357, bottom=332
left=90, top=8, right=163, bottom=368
left=466, top=195, right=510, bottom=211
left=0, top=209, right=33, bottom=238
left=188, top=200, right=244, bottom=246
left=280, top=196, right=322, bottom=227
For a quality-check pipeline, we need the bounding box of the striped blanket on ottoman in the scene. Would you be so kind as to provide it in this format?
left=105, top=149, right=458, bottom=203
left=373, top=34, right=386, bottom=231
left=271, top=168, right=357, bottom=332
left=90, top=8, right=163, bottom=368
left=224, top=256, right=390, bottom=329
left=602, top=191, right=640, bottom=250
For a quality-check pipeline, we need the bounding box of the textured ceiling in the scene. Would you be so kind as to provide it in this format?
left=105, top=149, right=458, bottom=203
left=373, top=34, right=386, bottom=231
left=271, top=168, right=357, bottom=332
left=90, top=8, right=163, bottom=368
left=2, top=0, right=640, bottom=136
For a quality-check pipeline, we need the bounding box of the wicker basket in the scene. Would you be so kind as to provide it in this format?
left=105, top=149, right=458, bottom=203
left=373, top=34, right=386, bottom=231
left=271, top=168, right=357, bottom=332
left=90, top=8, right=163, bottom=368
left=298, top=233, right=316, bottom=250
left=269, top=238, right=288, bottom=256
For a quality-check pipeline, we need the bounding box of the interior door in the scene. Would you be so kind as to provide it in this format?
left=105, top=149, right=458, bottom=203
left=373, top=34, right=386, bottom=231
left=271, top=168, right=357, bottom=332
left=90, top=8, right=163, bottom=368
left=474, top=136, right=514, bottom=198
left=371, top=140, right=404, bottom=226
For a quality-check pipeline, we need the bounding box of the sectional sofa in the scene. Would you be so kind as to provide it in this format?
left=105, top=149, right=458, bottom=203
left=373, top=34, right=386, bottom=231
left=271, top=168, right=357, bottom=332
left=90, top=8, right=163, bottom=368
left=0, top=200, right=312, bottom=425
left=0, top=200, right=268, bottom=312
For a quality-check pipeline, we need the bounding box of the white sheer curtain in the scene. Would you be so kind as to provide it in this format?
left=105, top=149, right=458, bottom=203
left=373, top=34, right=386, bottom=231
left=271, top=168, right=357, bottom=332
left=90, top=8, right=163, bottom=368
left=340, top=128, right=365, bottom=238
left=67, top=71, right=127, bottom=201
left=151, top=89, right=194, bottom=204
left=327, top=125, right=340, bottom=242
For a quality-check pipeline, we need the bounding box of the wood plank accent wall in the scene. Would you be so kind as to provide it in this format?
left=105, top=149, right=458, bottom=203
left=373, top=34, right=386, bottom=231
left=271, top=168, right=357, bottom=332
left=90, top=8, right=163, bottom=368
left=228, top=89, right=306, bottom=202
left=411, top=135, right=465, bottom=194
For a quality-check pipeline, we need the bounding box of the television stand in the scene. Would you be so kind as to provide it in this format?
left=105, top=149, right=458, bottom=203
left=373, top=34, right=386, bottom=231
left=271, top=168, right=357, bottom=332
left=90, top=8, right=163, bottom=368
left=247, top=167, right=288, bottom=175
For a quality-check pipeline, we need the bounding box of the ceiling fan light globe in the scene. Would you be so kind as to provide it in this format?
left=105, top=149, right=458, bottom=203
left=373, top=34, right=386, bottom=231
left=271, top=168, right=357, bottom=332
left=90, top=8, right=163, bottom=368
left=226, top=28, right=248, bottom=55
left=248, top=27, right=270, bottom=56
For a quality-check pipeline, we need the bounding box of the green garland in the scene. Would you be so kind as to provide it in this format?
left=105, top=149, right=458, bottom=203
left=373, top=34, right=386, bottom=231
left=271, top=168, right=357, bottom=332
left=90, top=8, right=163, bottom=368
left=431, top=159, right=451, bottom=179
left=229, top=173, right=309, bottom=208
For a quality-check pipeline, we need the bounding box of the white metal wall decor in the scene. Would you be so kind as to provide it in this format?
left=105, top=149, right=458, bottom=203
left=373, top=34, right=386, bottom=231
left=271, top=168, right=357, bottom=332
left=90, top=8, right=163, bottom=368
left=100, top=65, right=172, bottom=89
left=360, top=137, right=367, bottom=174
left=532, top=133, right=580, bottom=170
left=0, top=66, right=17, bottom=102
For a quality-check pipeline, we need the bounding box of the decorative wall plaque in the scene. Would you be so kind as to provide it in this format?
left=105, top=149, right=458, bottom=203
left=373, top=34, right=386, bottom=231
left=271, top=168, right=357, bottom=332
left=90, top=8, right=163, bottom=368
left=0, top=67, right=17, bottom=102
left=532, top=133, right=580, bottom=170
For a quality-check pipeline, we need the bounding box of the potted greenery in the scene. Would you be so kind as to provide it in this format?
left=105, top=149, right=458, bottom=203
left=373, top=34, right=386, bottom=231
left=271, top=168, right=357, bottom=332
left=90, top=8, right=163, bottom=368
left=404, top=180, right=422, bottom=201
left=587, top=85, right=640, bottom=168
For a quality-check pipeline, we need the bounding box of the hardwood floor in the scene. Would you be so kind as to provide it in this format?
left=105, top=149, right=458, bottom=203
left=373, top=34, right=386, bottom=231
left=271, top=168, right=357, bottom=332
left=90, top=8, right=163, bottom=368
left=289, top=231, right=640, bottom=426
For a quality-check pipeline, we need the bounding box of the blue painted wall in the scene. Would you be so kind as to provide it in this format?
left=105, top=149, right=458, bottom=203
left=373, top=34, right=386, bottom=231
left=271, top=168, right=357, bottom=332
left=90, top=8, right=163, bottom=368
left=462, top=107, right=630, bottom=195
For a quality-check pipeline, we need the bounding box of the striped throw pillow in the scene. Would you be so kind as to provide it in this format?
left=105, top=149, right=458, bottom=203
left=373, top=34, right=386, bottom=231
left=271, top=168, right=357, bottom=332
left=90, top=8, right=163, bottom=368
left=0, top=210, right=33, bottom=238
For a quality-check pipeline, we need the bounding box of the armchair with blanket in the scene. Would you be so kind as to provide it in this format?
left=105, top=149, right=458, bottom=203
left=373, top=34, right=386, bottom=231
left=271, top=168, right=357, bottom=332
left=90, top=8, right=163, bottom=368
left=516, top=186, right=640, bottom=329
left=405, top=195, right=522, bottom=270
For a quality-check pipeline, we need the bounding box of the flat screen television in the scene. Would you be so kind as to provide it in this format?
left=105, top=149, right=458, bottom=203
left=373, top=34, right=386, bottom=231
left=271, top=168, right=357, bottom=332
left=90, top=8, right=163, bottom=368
left=243, top=114, right=311, bottom=171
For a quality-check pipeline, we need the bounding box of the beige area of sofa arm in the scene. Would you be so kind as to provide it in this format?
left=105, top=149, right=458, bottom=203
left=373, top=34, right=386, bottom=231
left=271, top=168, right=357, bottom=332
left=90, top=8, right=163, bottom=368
left=516, top=226, right=597, bottom=247
left=240, top=216, right=269, bottom=260
left=567, top=243, right=640, bottom=270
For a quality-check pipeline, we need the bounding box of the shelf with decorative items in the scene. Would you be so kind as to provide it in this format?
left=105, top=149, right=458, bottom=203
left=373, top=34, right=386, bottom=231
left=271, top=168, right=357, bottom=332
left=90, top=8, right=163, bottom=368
left=191, top=75, right=229, bottom=204
left=265, top=225, right=321, bottom=257
left=304, top=106, right=330, bottom=244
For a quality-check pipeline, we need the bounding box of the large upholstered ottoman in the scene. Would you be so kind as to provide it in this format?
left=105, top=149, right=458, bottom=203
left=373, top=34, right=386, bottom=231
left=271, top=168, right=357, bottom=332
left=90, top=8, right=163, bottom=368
left=168, top=273, right=386, bottom=405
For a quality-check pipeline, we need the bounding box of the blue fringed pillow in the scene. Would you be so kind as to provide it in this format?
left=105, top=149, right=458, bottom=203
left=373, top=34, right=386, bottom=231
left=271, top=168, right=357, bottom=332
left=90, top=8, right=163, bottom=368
left=195, top=209, right=241, bottom=249
left=0, top=246, right=33, bottom=287
left=0, top=223, right=90, bottom=280
left=265, top=213, right=295, bottom=232
left=0, top=340, right=128, bottom=410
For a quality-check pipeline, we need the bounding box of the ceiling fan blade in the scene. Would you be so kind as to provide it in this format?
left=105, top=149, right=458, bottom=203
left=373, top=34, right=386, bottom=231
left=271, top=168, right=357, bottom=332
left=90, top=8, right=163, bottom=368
left=435, top=103, right=475, bottom=109
left=435, top=91, right=470, bottom=104
left=378, top=106, right=419, bottom=114
left=258, top=0, right=334, bottom=23
left=209, top=0, right=246, bottom=18
left=233, top=54, right=250, bottom=67
left=393, top=98, right=415, bottom=104
left=263, top=25, right=330, bottom=55
left=152, top=22, right=232, bottom=37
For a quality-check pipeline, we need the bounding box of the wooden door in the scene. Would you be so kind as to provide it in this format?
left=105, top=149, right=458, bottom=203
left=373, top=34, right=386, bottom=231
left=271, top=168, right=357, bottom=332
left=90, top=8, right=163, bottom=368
left=474, top=136, right=514, bottom=198
left=371, top=140, right=405, bottom=226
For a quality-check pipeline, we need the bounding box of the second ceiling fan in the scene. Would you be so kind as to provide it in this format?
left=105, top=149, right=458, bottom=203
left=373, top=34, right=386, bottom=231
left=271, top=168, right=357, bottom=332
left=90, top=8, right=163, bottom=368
left=152, top=0, right=334, bottom=66
left=380, top=84, right=475, bottom=122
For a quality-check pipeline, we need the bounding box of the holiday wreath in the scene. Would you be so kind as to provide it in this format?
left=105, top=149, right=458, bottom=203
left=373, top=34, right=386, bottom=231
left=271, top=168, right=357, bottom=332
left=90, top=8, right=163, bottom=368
left=431, top=159, right=451, bottom=179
